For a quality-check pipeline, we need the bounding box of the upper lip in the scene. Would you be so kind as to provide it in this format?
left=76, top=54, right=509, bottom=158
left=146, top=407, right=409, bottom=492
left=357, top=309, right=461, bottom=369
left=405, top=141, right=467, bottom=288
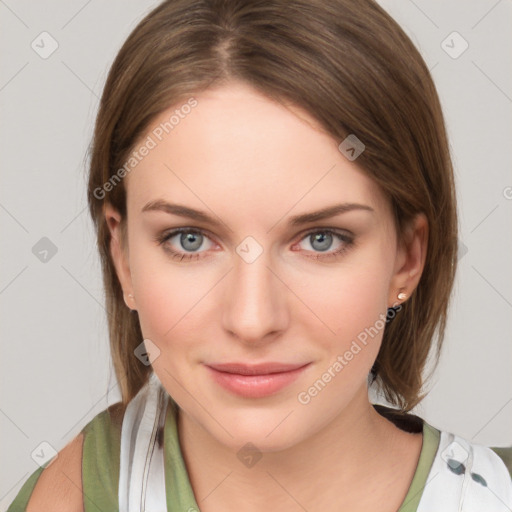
left=206, top=362, right=310, bottom=375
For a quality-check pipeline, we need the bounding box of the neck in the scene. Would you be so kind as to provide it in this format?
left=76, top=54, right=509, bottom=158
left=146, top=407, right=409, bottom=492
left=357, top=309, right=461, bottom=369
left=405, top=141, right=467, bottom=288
left=177, top=386, right=421, bottom=512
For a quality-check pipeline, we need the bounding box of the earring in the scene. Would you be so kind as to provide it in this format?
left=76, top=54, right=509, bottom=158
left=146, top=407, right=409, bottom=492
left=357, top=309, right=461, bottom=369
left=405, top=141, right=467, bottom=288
left=123, top=293, right=135, bottom=309
left=397, top=290, right=407, bottom=301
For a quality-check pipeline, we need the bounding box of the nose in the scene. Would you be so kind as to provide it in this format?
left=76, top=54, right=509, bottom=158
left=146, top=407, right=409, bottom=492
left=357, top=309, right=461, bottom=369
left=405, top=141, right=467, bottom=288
left=222, top=250, right=288, bottom=345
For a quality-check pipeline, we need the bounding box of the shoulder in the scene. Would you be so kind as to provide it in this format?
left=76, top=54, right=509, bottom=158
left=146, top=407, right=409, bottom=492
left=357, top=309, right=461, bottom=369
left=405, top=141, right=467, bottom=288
left=427, top=426, right=512, bottom=496
left=81, top=401, right=126, bottom=509
left=432, top=426, right=512, bottom=480
left=426, top=420, right=512, bottom=479
left=8, top=402, right=126, bottom=512
left=491, top=446, right=512, bottom=479
left=26, top=432, right=84, bottom=511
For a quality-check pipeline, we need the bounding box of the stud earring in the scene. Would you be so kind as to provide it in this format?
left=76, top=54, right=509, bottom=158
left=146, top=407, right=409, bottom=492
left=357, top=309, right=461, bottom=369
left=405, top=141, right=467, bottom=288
left=397, top=290, right=407, bottom=301
left=123, top=293, right=135, bottom=309
left=124, top=293, right=137, bottom=313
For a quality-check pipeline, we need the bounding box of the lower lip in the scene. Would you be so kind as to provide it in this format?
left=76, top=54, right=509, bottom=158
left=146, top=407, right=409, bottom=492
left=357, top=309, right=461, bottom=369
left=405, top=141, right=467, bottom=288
left=205, top=364, right=310, bottom=398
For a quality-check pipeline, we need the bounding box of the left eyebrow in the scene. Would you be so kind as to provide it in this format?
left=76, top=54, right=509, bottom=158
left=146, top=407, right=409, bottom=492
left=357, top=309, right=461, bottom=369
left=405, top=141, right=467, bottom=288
left=141, top=200, right=374, bottom=227
left=287, top=203, right=374, bottom=226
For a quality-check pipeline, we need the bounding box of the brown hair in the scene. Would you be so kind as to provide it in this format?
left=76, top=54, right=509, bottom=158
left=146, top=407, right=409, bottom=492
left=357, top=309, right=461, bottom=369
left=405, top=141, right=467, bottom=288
left=87, top=0, right=458, bottom=412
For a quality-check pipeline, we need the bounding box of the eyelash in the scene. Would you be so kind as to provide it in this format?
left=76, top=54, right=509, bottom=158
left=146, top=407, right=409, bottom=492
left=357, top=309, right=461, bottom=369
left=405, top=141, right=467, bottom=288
left=154, top=227, right=355, bottom=262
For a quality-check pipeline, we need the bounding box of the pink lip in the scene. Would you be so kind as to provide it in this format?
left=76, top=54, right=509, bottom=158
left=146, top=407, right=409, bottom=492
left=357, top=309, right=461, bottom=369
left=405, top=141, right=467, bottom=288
left=205, top=362, right=311, bottom=398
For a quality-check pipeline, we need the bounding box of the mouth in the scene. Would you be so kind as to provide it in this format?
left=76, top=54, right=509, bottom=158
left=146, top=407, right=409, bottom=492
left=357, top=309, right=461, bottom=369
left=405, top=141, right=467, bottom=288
left=204, top=361, right=311, bottom=398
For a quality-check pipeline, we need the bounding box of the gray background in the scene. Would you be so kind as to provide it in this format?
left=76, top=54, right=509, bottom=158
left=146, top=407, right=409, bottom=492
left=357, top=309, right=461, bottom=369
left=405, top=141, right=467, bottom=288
left=1, top=0, right=511, bottom=507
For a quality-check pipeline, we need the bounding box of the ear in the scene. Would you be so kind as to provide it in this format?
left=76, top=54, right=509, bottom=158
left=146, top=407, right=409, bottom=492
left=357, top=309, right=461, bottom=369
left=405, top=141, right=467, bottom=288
left=104, top=203, right=136, bottom=311
left=388, top=213, right=428, bottom=307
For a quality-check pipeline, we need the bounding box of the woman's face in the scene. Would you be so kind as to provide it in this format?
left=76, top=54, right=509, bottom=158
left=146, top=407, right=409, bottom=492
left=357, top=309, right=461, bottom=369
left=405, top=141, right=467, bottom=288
left=107, top=81, right=424, bottom=452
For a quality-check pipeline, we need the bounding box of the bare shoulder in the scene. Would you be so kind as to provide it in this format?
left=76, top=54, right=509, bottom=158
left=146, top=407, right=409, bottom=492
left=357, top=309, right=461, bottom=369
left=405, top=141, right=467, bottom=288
left=26, top=432, right=84, bottom=512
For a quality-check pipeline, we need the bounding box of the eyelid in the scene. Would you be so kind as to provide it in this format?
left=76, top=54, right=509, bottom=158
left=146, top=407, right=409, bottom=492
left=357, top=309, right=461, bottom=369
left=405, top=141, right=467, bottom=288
left=291, top=227, right=354, bottom=253
left=295, top=226, right=354, bottom=239
left=158, top=227, right=219, bottom=248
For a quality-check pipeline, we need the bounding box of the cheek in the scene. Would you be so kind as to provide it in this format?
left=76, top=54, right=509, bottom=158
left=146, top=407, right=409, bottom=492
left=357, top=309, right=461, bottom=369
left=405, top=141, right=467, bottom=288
left=292, top=255, right=393, bottom=411
left=128, top=243, right=218, bottom=357
left=132, top=265, right=199, bottom=339
left=295, top=264, right=391, bottom=411
left=300, top=248, right=393, bottom=347
left=336, top=271, right=388, bottom=337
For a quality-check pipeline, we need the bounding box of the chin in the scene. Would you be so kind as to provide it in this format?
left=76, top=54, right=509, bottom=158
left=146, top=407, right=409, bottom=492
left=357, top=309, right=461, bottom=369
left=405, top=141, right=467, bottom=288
left=201, top=403, right=309, bottom=453
left=222, top=425, right=305, bottom=455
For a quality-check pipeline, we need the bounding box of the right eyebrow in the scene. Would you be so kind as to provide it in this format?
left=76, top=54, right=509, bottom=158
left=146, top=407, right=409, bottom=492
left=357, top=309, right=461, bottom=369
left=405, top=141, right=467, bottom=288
left=141, top=200, right=221, bottom=225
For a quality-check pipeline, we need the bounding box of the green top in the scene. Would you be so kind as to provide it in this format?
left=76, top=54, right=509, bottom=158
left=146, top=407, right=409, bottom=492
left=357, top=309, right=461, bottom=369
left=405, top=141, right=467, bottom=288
left=6, top=399, right=512, bottom=511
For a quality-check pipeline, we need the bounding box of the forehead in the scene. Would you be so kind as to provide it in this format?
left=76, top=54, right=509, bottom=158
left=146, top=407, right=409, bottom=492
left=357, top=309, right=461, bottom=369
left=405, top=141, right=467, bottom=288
left=124, top=82, right=391, bottom=226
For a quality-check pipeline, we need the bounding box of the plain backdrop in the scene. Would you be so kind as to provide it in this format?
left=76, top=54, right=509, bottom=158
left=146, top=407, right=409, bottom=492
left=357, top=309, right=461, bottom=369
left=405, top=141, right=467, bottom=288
left=1, top=0, right=511, bottom=508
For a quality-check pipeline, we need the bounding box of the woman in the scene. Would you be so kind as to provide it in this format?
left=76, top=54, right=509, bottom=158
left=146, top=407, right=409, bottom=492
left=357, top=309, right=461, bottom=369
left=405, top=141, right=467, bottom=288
left=8, top=0, right=511, bottom=510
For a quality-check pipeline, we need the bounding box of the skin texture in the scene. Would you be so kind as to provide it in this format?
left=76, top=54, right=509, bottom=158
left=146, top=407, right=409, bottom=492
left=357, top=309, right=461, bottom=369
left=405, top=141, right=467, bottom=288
left=27, top=433, right=84, bottom=511
left=106, top=80, right=428, bottom=511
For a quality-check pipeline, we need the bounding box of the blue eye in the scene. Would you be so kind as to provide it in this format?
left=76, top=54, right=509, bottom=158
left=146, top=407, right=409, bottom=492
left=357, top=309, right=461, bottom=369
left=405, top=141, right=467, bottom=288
left=155, top=228, right=214, bottom=261
left=172, top=231, right=204, bottom=252
left=294, top=229, right=354, bottom=260
left=155, top=227, right=354, bottom=262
